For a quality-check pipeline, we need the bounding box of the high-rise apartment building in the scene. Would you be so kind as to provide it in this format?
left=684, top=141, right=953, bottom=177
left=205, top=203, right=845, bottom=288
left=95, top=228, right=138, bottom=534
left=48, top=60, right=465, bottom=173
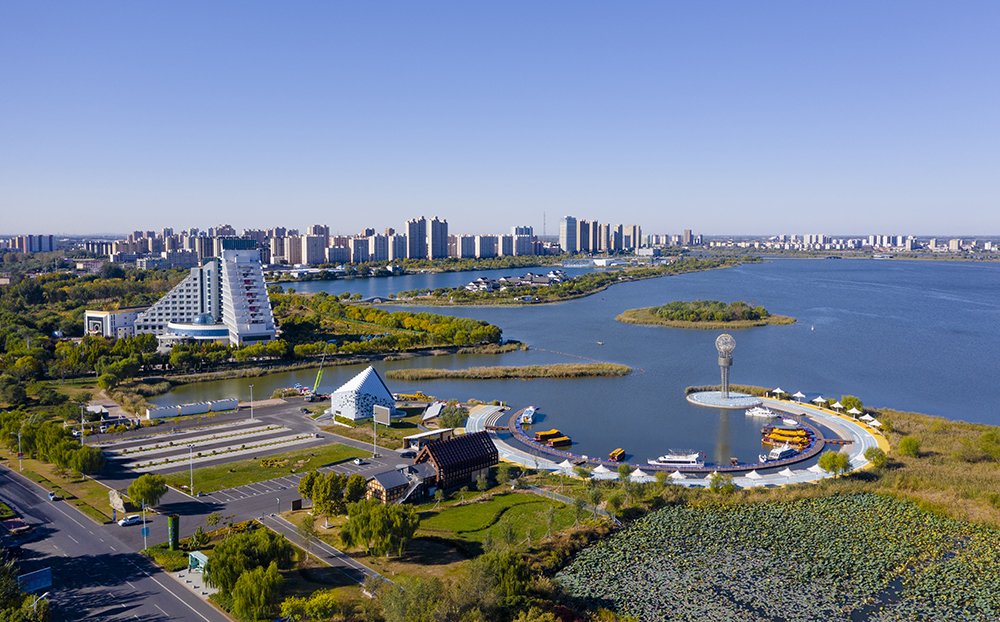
left=427, top=217, right=448, bottom=259
left=624, top=225, right=642, bottom=250
left=683, top=229, right=693, bottom=245
left=405, top=217, right=427, bottom=260
left=576, top=220, right=591, bottom=252
left=559, top=216, right=577, bottom=253
left=511, top=225, right=533, bottom=237
left=388, top=234, right=408, bottom=261
left=475, top=235, right=498, bottom=258
left=131, top=250, right=275, bottom=346
left=301, top=235, right=327, bottom=265
left=368, top=235, right=389, bottom=262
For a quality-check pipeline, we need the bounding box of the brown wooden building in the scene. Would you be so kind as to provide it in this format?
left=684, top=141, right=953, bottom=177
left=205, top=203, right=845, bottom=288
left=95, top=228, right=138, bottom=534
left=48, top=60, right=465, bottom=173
left=415, top=431, right=499, bottom=490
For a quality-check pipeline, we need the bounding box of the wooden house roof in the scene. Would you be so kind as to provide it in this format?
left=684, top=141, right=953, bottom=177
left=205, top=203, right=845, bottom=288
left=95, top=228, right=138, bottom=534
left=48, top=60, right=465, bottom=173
left=416, top=431, right=498, bottom=471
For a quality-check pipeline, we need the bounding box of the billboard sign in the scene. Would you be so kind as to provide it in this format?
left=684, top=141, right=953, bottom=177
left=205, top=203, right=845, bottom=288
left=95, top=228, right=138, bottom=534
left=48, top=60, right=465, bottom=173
left=373, top=405, right=391, bottom=426
left=18, top=568, right=52, bottom=592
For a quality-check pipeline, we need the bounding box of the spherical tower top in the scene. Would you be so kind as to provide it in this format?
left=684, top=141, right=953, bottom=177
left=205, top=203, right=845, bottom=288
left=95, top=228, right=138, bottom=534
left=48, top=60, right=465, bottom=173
left=715, top=333, right=736, bottom=356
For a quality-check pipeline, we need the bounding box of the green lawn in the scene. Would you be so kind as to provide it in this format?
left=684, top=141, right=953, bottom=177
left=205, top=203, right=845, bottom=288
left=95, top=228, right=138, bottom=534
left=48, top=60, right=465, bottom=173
left=322, top=412, right=426, bottom=450
left=418, top=492, right=575, bottom=544
left=163, top=443, right=368, bottom=493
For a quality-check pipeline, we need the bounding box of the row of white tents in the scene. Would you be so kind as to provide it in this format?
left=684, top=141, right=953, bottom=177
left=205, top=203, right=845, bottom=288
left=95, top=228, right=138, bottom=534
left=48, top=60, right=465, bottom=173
left=769, top=387, right=882, bottom=427
left=557, top=459, right=822, bottom=483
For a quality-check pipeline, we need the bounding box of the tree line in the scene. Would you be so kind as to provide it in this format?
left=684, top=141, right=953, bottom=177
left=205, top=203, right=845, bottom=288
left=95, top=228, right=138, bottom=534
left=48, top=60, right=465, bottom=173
left=651, top=299, right=770, bottom=323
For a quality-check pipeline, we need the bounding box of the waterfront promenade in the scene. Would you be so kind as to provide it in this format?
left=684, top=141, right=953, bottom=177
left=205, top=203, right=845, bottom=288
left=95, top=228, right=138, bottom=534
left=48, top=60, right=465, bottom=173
left=467, top=398, right=888, bottom=488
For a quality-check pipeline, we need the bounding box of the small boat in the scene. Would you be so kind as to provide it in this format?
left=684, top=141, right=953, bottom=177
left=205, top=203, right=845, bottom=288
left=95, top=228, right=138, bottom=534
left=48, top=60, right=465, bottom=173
left=781, top=417, right=799, bottom=426
left=548, top=436, right=572, bottom=448
left=647, top=450, right=705, bottom=468
left=597, top=341, right=604, bottom=345
left=534, top=429, right=562, bottom=442
left=759, top=443, right=798, bottom=463
left=745, top=406, right=777, bottom=418
left=519, top=406, right=536, bottom=425
left=609, top=448, right=625, bottom=462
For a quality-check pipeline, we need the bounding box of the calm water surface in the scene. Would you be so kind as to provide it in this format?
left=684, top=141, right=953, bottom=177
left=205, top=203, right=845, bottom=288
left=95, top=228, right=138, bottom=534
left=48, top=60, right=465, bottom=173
left=160, top=259, right=1000, bottom=466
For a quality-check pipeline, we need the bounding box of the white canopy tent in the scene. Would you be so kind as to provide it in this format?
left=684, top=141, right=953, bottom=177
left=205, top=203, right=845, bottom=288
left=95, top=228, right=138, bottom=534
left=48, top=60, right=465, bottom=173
left=591, top=464, right=618, bottom=480
left=869, top=419, right=883, bottom=428
left=860, top=414, right=875, bottom=422
left=831, top=401, right=844, bottom=411
left=812, top=396, right=827, bottom=405
left=629, top=468, right=655, bottom=483
left=745, top=470, right=763, bottom=479
left=847, top=407, right=862, bottom=417
left=558, top=459, right=576, bottom=474
left=669, top=470, right=688, bottom=480
left=792, top=391, right=806, bottom=401
left=807, top=464, right=827, bottom=474
left=779, top=467, right=795, bottom=478
left=772, top=387, right=786, bottom=397
left=705, top=471, right=720, bottom=481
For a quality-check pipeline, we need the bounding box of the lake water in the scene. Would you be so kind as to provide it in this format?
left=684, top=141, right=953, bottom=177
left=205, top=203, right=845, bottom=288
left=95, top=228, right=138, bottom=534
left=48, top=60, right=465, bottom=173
left=159, top=258, right=1000, bottom=467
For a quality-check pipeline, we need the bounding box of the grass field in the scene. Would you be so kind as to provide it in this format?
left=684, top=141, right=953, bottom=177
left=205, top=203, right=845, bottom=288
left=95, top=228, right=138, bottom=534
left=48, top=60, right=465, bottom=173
left=321, top=412, right=425, bottom=451
left=163, top=443, right=368, bottom=494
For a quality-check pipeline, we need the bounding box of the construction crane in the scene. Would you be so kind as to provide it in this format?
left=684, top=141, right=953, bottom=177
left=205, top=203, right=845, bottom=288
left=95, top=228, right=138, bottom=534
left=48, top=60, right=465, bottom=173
left=306, top=340, right=337, bottom=402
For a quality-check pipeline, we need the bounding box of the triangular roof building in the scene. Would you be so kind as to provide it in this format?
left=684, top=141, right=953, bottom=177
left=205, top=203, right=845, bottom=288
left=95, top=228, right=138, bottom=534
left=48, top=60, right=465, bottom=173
left=327, top=366, right=396, bottom=421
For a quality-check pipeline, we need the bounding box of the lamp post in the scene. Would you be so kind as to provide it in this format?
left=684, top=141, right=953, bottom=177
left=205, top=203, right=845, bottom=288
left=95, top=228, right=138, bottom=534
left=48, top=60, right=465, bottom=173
left=141, top=502, right=148, bottom=551
left=9, top=431, right=21, bottom=472
left=31, top=592, right=49, bottom=610
left=276, top=497, right=280, bottom=517
left=249, top=384, right=254, bottom=420
left=188, top=444, right=195, bottom=496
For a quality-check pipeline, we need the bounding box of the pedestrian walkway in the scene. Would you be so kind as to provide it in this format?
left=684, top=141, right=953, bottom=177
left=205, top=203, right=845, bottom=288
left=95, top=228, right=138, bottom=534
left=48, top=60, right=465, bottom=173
left=260, top=514, right=389, bottom=585
left=170, top=566, right=218, bottom=602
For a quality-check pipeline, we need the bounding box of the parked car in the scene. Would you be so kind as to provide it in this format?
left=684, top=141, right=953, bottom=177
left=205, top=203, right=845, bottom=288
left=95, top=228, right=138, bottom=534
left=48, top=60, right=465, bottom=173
left=117, top=515, right=143, bottom=526
left=352, top=458, right=364, bottom=466
left=1, top=545, right=23, bottom=558
left=400, top=451, right=416, bottom=459
left=99, top=425, right=107, bottom=433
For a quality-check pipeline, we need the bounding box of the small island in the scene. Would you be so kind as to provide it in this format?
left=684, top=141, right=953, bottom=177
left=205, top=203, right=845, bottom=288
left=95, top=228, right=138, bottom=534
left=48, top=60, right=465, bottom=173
left=385, top=363, right=631, bottom=381
left=616, top=300, right=796, bottom=329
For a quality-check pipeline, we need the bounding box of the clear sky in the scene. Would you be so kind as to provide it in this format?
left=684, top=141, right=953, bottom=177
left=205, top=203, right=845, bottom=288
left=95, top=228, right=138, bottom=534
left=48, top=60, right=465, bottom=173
left=2, top=2, right=998, bottom=237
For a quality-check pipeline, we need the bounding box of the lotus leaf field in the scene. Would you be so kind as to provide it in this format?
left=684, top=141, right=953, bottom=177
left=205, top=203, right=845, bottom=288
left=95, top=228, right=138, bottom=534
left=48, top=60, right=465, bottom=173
left=556, top=493, right=1000, bottom=621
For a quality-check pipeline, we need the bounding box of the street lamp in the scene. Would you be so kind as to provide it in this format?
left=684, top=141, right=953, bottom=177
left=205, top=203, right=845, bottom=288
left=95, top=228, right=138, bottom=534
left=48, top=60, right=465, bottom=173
left=249, top=384, right=254, bottom=420
left=275, top=497, right=279, bottom=517
left=188, top=444, right=196, bottom=496
left=31, top=592, right=49, bottom=610
left=9, top=431, right=21, bottom=472
left=141, top=502, right=148, bottom=551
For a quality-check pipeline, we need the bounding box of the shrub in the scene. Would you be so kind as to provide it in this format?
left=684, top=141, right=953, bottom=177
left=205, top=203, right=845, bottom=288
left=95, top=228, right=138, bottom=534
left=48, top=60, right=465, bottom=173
left=899, top=436, right=921, bottom=458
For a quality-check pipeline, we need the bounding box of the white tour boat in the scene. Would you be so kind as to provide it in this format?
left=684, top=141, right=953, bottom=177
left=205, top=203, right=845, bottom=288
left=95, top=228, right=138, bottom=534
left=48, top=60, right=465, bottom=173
left=759, top=443, right=798, bottom=463
left=745, top=406, right=777, bottom=418
left=519, top=406, right=537, bottom=425
left=648, top=450, right=705, bottom=468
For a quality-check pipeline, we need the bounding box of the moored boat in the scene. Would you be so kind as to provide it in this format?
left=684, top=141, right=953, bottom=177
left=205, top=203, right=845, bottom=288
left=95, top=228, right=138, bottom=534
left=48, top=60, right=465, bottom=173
left=609, top=448, right=625, bottom=462
left=745, top=406, right=777, bottom=418
left=534, top=429, right=561, bottom=442
left=759, top=443, right=798, bottom=463
left=519, top=406, right=537, bottom=425
left=548, top=436, right=572, bottom=447
left=647, top=450, right=705, bottom=468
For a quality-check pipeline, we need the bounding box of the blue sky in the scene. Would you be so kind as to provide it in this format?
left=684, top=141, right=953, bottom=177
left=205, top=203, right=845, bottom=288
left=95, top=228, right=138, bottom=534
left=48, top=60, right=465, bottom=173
left=2, top=2, right=998, bottom=236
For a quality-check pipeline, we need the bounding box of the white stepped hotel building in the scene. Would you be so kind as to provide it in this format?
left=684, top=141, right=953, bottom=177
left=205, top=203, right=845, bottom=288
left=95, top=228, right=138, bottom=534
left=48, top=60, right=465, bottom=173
left=132, top=249, right=276, bottom=346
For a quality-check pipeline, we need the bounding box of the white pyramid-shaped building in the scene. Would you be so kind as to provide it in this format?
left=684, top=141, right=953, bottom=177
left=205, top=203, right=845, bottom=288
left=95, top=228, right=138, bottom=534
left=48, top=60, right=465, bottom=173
left=327, top=366, right=396, bottom=421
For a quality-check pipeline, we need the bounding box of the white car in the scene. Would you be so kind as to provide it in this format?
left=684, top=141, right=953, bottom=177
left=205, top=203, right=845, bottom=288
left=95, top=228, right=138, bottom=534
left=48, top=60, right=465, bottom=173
left=117, top=515, right=143, bottom=526
left=352, top=458, right=364, bottom=466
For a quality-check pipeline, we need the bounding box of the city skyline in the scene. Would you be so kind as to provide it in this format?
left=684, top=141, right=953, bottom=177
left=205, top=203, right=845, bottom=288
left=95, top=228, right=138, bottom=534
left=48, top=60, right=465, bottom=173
left=2, top=3, right=999, bottom=235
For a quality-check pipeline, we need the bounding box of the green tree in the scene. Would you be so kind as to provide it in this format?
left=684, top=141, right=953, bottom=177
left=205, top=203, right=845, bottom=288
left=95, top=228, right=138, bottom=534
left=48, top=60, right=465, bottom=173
left=708, top=472, right=737, bottom=494
left=231, top=561, right=282, bottom=621
left=188, top=526, right=209, bottom=550
left=864, top=446, right=888, bottom=469
left=344, top=473, right=367, bottom=504
left=899, top=435, right=921, bottom=458
left=127, top=473, right=168, bottom=508
left=606, top=490, right=624, bottom=516
left=297, top=469, right=320, bottom=500
left=378, top=575, right=445, bottom=622
left=206, top=528, right=294, bottom=595
left=496, top=463, right=512, bottom=488
left=313, top=471, right=347, bottom=525
left=840, top=395, right=864, bottom=415
left=477, top=473, right=489, bottom=497
left=205, top=512, right=221, bottom=529
left=818, top=450, right=851, bottom=475
left=340, top=499, right=419, bottom=557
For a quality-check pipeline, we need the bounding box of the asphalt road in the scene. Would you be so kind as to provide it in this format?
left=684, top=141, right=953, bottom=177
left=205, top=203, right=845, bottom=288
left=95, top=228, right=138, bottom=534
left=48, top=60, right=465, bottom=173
left=1, top=468, right=229, bottom=622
